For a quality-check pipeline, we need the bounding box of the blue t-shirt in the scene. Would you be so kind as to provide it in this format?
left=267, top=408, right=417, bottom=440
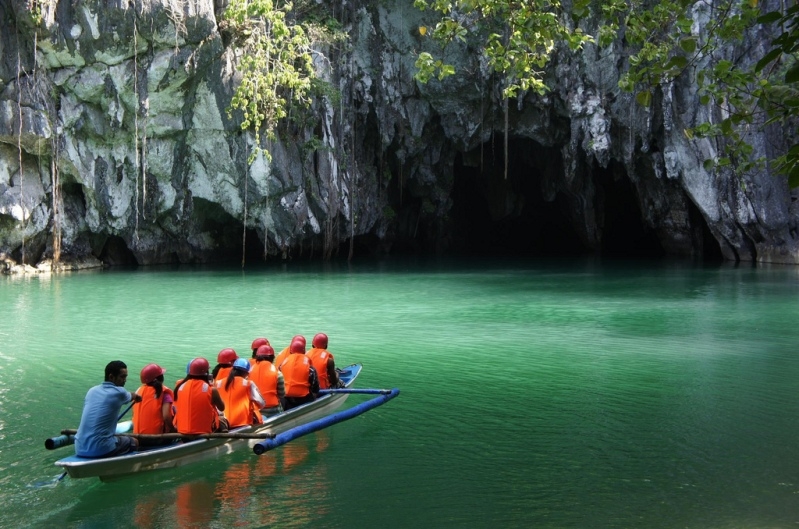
left=74, top=382, right=131, bottom=457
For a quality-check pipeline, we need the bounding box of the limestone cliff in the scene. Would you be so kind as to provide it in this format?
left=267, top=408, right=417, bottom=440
left=1, top=0, right=797, bottom=271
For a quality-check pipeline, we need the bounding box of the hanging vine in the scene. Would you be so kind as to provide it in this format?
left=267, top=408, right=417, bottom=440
left=222, top=0, right=317, bottom=163
left=133, top=19, right=140, bottom=244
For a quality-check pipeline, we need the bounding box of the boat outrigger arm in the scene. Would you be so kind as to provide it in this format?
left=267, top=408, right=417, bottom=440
left=252, top=388, right=400, bottom=455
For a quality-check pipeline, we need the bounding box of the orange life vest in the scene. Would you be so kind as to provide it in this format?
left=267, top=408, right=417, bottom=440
left=174, top=379, right=219, bottom=434
left=306, top=347, right=335, bottom=390
left=281, top=353, right=311, bottom=398
left=216, top=377, right=261, bottom=428
left=250, top=360, right=280, bottom=408
left=133, top=385, right=174, bottom=434
left=273, top=346, right=291, bottom=372
left=214, top=366, right=232, bottom=383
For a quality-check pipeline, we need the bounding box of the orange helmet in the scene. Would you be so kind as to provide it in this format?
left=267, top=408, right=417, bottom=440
left=312, top=333, right=328, bottom=349
left=188, top=358, right=210, bottom=376
left=290, top=339, right=306, bottom=354
left=217, top=348, right=238, bottom=365
left=256, top=345, right=275, bottom=358
left=140, top=363, right=166, bottom=384
left=251, top=337, right=270, bottom=350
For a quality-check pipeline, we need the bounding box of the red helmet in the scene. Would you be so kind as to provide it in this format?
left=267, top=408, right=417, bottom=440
left=312, top=333, right=328, bottom=349
left=217, top=348, right=238, bottom=365
left=251, top=337, right=270, bottom=350
left=188, top=358, right=210, bottom=376
left=290, top=339, right=306, bottom=354
left=256, top=345, right=275, bottom=358
left=291, top=335, right=306, bottom=347
left=140, top=363, right=166, bottom=384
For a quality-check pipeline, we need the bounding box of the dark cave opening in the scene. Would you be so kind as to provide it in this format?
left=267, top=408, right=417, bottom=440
left=193, top=198, right=265, bottom=263
left=449, top=138, right=588, bottom=257
left=98, top=235, right=138, bottom=266
left=594, top=160, right=665, bottom=259
left=447, top=136, right=723, bottom=260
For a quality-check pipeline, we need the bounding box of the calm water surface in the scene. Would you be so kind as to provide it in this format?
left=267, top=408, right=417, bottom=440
left=1, top=258, right=799, bottom=528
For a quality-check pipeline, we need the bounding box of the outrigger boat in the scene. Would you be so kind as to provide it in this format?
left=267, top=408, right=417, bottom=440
left=49, top=363, right=397, bottom=482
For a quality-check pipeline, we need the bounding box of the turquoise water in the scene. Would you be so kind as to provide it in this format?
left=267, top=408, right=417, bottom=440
left=2, top=258, right=799, bottom=528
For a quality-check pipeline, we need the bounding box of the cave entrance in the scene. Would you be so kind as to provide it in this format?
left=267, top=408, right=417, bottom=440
left=594, top=160, right=665, bottom=259
left=449, top=137, right=587, bottom=257
left=192, top=198, right=265, bottom=264
left=98, top=235, right=138, bottom=266
left=448, top=137, right=716, bottom=260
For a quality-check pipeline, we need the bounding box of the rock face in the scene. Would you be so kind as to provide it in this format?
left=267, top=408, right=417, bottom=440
left=0, top=0, right=797, bottom=270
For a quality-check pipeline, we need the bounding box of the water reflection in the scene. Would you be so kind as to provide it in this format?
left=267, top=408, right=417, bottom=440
left=124, top=432, right=333, bottom=528
left=174, top=479, right=215, bottom=529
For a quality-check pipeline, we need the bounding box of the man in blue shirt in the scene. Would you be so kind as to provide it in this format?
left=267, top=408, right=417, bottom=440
left=75, top=360, right=142, bottom=458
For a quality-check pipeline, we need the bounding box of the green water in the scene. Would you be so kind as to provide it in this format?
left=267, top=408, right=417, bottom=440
left=2, top=258, right=799, bottom=528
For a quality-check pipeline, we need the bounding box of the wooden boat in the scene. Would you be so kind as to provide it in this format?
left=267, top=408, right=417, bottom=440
left=54, top=364, right=362, bottom=481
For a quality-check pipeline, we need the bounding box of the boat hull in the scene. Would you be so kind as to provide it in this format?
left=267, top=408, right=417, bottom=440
left=55, top=364, right=361, bottom=481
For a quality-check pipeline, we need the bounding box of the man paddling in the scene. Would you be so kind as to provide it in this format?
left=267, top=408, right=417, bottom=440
left=75, top=360, right=142, bottom=458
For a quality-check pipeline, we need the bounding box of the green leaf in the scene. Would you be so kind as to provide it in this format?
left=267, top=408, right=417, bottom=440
left=755, top=49, right=782, bottom=72
left=786, top=64, right=799, bottom=83
left=679, top=37, right=697, bottom=54
left=721, top=118, right=732, bottom=135
left=703, top=159, right=715, bottom=170
left=757, top=11, right=783, bottom=24
left=667, top=55, right=689, bottom=69
left=636, top=90, right=652, bottom=107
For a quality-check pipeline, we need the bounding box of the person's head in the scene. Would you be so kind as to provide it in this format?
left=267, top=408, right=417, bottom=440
left=175, top=357, right=210, bottom=400
left=226, top=358, right=251, bottom=390
left=188, top=357, right=210, bottom=378
left=290, top=339, right=306, bottom=355
left=140, top=363, right=166, bottom=385
left=217, top=348, right=238, bottom=366
left=232, top=358, right=250, bottom=374
left=291, top=335, right=306, bottom=348
left=105, top=361, right=129, bottom=386
left=312, top=333, right=328, bottom=349
left=251, top=338, right=270, bottom=357
left=255, top=344, right=275, bottom=362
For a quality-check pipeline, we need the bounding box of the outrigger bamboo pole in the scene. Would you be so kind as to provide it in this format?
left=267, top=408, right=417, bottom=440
left=58, top=430, right=276, bottom=441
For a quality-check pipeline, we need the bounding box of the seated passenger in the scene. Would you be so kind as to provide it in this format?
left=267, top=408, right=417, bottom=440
left=279, top=340, right=320, bottom=410
left=75, top=360, right=142, bottom=458
left=249, top=345, right=285, bottom=417
left=274, top=335, right=305, bottom=370
left=174, top=358, right=227, bottom=435
left=133, top=363, right=176, bottom=446
left=212, top=348, right=238, bottom=382
left=216, top=358, right=265, bottom=428
left=249, top=337, right=270, bottom=367
left=306, top=333, right=343, bottom=390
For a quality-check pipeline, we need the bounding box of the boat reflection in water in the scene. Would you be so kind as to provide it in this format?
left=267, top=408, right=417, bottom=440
left=127, top=431, right=333, bottom=527
left=219, top=431, right=331, bottom=526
